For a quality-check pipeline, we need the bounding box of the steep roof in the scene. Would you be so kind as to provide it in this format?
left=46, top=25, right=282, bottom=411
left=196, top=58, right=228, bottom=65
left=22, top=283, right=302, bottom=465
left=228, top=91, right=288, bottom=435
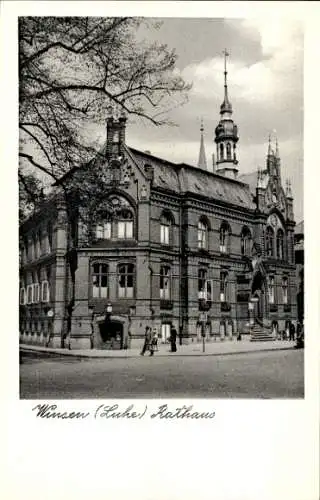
left=238, top=171, right=258, bottom=195
left=295, top=220, right=304, bottom=235
left=129, top=147, right=255, bottom=209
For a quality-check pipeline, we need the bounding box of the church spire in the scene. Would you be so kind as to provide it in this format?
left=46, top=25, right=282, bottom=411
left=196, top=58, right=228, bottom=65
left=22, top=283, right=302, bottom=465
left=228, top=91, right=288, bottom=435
left=214, top=49, right=239, bottom=179
left=220, top=49, right=232, bottom=115
left=197, top=119, right=207, bottom=170
left=267, top=133, right=272, bottom=156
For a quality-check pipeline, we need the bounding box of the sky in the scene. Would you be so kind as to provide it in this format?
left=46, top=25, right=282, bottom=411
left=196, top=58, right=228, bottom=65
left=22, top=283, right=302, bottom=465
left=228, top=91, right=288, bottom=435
left=115, top=17, right=303, bottom=223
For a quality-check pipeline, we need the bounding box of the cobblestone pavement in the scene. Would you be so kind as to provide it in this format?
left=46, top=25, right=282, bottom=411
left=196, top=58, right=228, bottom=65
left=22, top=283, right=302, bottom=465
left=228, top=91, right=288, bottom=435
left=20, top=348, right=304, bottom=399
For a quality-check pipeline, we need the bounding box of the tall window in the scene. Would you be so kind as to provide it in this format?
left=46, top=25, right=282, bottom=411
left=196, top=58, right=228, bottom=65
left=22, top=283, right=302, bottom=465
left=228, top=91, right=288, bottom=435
left=41, top=281, right=50, bottom=302
left=92, top=263, right=108, bottom=298
left=38, top=228, right=44, bottom=255
left=276, top=229, right=284, bottom=259
left=226, top=142, right=232, bottom=160
left=33, top=234, right=38, bottom=260
left=160, top=213, right=172, bottom=245
left=198, top=269, right=207, bottom=300
left=198, top=219, right=208, bottom=250
left=268, top=276, right=275, bottom=304
left=220, top=223, right=230, bottom=254
left=219, top=143, right=224, bottom=160
left=118, top=263, right=134, bottom=298
left=117, top=210, right=133, bottom=238
left=282, top=277, right=288, bottom=305
left=95, top=222, right=111, bottom=240
left=241, top=227, right=252, bottom=256
left=47, top=222, right=53, bottom=253
left=160, top=266, right=171, bottom=300
left=265, top=227, right=274, bottom=257
left=220, top=271, right=228, bottom=302
left=20, top=287, right=26, bottom=305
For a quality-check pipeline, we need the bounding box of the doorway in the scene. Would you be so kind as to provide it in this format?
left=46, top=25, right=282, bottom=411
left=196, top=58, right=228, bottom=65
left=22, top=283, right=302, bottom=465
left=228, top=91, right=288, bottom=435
left=99, top=320, right=124, bottom=348
left=161, top=323, right=171, bottom=343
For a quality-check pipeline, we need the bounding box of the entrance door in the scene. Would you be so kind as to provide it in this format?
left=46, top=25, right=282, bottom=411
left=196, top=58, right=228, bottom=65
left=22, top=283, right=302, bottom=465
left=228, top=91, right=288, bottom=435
left=161, top=323, right=171, bottom=343
left=99, top=320, right=124, bottom=348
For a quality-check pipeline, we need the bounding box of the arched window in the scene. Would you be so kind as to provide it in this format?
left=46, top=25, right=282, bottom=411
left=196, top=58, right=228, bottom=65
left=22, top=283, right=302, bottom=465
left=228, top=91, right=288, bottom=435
left=47, top=222, right=53, bottom=253
left=95, top=196, right=135, bottom=241
left=92, top=263, right=108, bottom=299
left=198, top=268, right=207, bottom=300
left=160, top=265, right=171, bottom=300
left=241, top=227, right=252, bottom=256
left=276, top=229, right=284, bottom=259
left=219, top=143, right=224, bottom=160
left=160, top=212, right=173, bottom=245
left=282, top=276, right=288, bottom=305
left=118, top=263, right=135, bottom=298
left=220, top=222, right=231, bottom=254
left=32, top=233, right=37, bottom=260
left=198, top=218, right=209, bottom=250
left=268, top=276, right=275, bottom=305
left=220, top=271, right=228, bottom=302
left=226, top=142, right=232, bottom=160
left=265, top=227, right=274, bottom=257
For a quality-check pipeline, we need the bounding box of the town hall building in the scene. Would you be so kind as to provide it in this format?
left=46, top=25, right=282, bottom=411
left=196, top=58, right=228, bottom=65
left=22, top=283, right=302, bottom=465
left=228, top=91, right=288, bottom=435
left=19, top=56, right=298, bottom=350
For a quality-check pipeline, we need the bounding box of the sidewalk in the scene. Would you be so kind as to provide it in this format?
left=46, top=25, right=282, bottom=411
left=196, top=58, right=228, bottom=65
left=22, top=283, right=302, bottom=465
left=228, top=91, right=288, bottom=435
left=20, top=339, right=296, bottom=359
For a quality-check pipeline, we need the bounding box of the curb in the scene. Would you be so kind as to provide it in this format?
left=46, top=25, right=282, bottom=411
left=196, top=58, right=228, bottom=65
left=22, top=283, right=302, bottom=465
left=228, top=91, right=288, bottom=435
left=20, top=345, right=295, bottom=360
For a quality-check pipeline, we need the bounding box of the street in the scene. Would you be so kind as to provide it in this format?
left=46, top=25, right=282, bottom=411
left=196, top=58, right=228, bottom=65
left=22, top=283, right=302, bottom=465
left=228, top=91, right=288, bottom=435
left=20, top=348, right=304, bottom=399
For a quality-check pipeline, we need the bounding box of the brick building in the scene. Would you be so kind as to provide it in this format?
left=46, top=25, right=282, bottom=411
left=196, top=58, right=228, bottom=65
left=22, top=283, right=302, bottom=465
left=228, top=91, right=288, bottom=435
left=19, top=60, right=298, bottom=349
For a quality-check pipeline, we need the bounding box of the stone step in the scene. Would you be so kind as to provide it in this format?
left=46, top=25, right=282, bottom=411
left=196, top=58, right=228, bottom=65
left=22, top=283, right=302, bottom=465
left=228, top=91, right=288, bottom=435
left=250, top=323, right=274, bottom=342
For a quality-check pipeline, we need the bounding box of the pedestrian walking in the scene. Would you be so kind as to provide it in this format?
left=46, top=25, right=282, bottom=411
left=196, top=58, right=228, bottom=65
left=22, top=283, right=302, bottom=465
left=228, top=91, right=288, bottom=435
left=289, top=322, right=295, bottom=341
left=151, top=327, right=158, bottom=352
left=140, top=326, right=151, bottom=355
left=170, top=325, right=177, bottom=352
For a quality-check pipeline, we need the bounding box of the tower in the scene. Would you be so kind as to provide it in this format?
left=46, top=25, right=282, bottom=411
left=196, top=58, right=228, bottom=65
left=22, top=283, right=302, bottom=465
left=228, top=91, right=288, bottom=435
left=214, top=49, right=239, bottom=179
left=197, top=119, right=208, bottom=170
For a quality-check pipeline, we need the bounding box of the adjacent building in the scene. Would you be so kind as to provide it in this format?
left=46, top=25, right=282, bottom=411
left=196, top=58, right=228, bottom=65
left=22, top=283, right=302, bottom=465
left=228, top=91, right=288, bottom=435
left=19, top=56, right=298, bottom=349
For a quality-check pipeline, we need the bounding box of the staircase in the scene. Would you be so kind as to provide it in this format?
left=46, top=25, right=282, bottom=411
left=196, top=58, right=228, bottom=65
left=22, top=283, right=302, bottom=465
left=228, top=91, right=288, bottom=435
left=250, top=321, right=274, bottom=342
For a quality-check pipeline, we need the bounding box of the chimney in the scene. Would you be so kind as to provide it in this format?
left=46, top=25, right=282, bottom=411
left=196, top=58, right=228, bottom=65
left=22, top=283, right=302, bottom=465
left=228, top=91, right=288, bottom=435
left=106, top=109, right=127, bottom=161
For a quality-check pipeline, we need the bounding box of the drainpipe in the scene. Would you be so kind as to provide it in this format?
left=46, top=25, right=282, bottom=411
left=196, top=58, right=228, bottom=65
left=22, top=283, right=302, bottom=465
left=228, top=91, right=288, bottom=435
left=148, top=264, right=154, bottom=319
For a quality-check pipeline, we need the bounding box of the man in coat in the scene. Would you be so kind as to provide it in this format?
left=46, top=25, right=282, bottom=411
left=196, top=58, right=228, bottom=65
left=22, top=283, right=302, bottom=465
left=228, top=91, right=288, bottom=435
left=170, top=325, right=177, bottom=352
left=140, top=326, right=151, bottom=355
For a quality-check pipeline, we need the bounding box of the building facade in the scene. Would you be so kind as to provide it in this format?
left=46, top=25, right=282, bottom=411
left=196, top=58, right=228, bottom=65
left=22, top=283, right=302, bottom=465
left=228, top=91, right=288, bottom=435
left=19, top=62, right=298, bottom=349
left=294, top=221, right=304, bottom=325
